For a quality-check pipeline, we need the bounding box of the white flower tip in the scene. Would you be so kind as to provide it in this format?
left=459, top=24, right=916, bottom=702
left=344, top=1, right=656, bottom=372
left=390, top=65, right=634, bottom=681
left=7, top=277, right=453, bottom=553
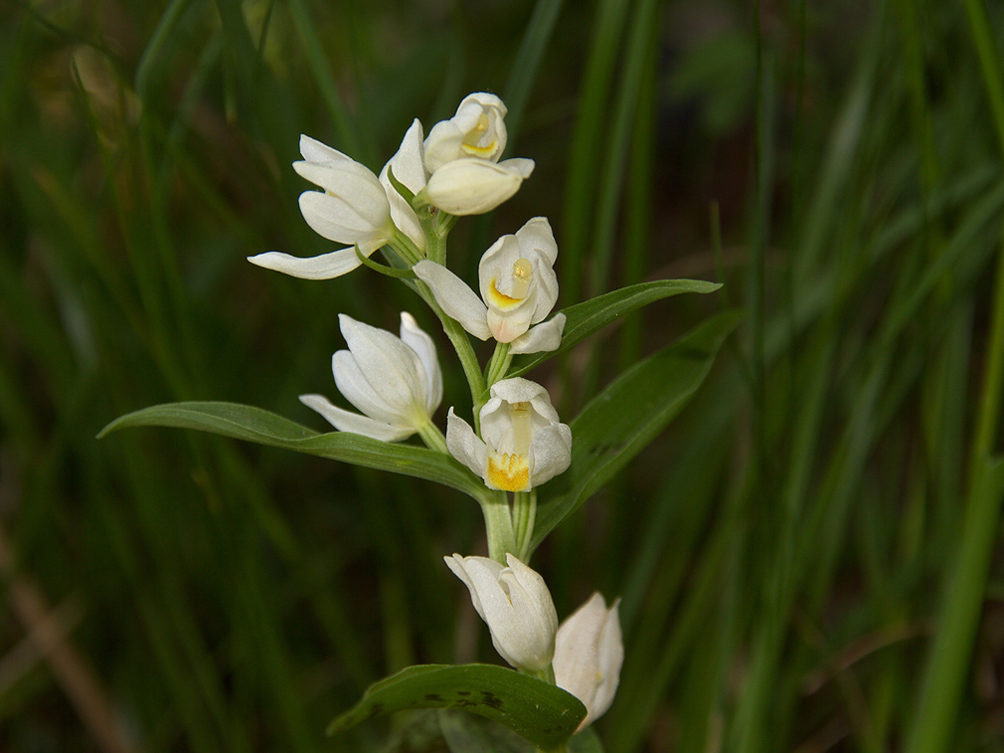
left=507, top=157, right=535, bottom=179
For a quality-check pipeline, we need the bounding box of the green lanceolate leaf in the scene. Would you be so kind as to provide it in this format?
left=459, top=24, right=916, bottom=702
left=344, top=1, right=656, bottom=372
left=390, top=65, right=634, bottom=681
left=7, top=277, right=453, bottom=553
left=531, top=310, right=743, bottom=549
left=508, top=278, right=722, bottom=378
left=327, top=663, right=587, bottom=751
left=98, top=402, right=488, bottom=501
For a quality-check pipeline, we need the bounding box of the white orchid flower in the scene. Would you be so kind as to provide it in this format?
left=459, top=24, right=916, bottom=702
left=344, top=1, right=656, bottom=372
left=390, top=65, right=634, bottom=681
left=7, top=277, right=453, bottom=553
left=248, top=128, right=425, bottom=280
left=300, top=313, right=442, bottom=442
left=553, top=592, right=624, bottom=731
left=447, top=377, right=572, bottom=492
left=424, top=92, right=509, bottom=172
left=418, top=93, right=533, bottom=215
left=413, top=217, right=565, bottom=353
left=445, top=553, right=558, bottom=672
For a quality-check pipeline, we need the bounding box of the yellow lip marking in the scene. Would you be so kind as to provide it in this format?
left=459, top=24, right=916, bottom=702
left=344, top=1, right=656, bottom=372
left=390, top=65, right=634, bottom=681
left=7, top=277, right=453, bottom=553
left=461, top=113, right=498, bottom=158
left=486, top=258, right=533, bottom=310
left=486, top=452, right=531, bottom=492
left=485, top=401, right=534, bottom=491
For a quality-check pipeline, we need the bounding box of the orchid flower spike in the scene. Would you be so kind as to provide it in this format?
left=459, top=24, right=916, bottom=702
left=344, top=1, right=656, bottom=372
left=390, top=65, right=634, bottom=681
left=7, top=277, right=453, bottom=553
left=447, top=377, right=572, bottom=492
left=420, top=93, right=534, bottom=215
left=445, top=553, right=558, bottom=672
left=248, top=129, right=424, bottom=280
left=300, top=313, right=442, bottom=442
left=414, top=217, right=565, bottom=354
left=553, top=593, right=624, bottom=731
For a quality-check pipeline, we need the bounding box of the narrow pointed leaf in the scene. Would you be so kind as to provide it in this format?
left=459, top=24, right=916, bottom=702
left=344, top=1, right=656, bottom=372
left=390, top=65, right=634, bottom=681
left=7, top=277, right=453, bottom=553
left=508, top=279, right=722, bottom=377
left=327, top=663, right=586, bottom=751
left=532, top=310, right=742, bottom=548
left=99, top=402, right=487, bottom=500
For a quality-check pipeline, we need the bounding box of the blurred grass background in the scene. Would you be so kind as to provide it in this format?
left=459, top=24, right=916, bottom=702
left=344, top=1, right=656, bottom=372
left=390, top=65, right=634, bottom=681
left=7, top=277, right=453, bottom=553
left=3, top=0, right=1004, bottom=750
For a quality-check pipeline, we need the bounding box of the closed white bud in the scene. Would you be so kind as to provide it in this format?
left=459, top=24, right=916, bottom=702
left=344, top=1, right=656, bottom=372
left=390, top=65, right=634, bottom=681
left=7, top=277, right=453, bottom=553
left=445, top=553, right=558, bottom=671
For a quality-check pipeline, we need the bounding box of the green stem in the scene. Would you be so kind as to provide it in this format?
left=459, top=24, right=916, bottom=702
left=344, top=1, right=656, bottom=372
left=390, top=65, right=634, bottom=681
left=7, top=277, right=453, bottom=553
left=481, top=490, right=516, bottom=563
left=513, top=490, right=537, bottom=561
left=413, top=279, right=486, bottom=430
left=389, top=229, right=424, bottom=266
left=484, top=341, right=513, bottom=388
left=416, top=419, right=448, bottom=454
left=435, top=209, right=460, bottom=239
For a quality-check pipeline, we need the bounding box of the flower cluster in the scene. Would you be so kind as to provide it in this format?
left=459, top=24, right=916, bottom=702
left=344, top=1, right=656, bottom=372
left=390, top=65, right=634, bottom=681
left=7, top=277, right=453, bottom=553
left=255, top=93, right=622, bottom=732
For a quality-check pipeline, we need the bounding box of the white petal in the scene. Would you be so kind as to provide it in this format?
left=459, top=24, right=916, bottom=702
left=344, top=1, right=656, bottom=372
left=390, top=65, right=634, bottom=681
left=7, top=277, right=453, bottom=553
left=446, top=408, right=487, bottom=479
left=299, top=134, right=350, bottom=163
left=515, top=217, right=558, bottom=265
left=528, top=422, right=572, bottom=486
left=463, top=92, right=507, bottom=116
left=456, top=557, right=528, bottom=668
left=413, top=261, right=491, bottom=340
left=383, top=119, right=428, bottom=194
left=487, top=304, right=535, bottom=343
left=591, top=599, right=623, bottom=722
left=424, top=158, right=534, bottom=215
left=478, top=234, right=517, bottom=295
left=528, top=262, right=560, bottom=325
left=299, top=394, right=412, bottom=442
left=338, top=315, right=427, bottom=417
left=424, top=121, right=465, bottom=174
left=502, top=554, right=558, bottom=664
left=444, top=554, right=504, bottom=623
left=332, top=351, right=411, bottom=426
left=488, top=377, right=551, bottom=406
left=399, top=312, right=442, bottom=414
left=293, top=160, right=389, bottom=221
left=298, top=192, right=389, bottom=248
left=247, top=247, right=363, bottom=280
left=499, top=158, right=534, bottom=178
left=293, top=163, right=390, bottom=239
left=554, top=593, right=623, bottom=729
left=510, top=314, right=566, bottom=354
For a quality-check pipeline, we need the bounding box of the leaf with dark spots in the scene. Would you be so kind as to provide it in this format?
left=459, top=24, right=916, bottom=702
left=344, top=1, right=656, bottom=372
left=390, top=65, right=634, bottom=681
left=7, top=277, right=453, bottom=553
left=328, top=663, right=585, bottom=751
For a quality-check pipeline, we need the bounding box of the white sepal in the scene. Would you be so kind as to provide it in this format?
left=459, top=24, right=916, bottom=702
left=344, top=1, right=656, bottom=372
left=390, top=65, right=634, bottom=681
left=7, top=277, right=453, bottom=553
left=413, top=260, right=492, bottom=340
left=424, top=158, right=534, bottom=216
left=510, top=314, right=566, bottom=355
left=446, top=408, right=487, bottom=477
left=445, top=553, right=558, bottom=672
left=379, top=119, right=427, bottom=251
left=247, top=247, right=364, bottom=280
left=298, top=395, right=413, bottom=442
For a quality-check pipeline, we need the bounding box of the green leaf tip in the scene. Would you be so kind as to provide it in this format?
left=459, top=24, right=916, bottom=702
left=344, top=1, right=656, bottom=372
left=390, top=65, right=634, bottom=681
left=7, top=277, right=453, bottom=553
left=327, top=663, right=586, bottom=750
